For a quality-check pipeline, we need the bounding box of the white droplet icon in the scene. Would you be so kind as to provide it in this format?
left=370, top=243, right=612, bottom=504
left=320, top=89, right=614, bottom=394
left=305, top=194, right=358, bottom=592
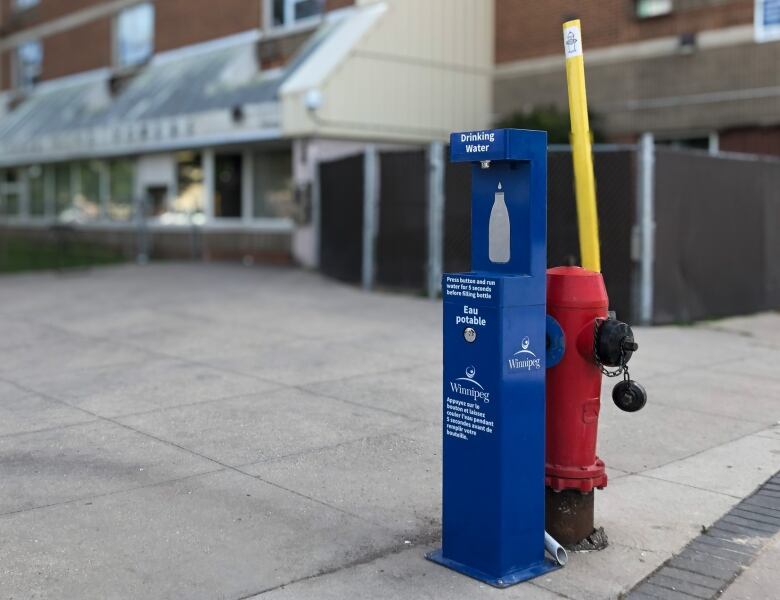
left=489, top=182, right=510, bottom=263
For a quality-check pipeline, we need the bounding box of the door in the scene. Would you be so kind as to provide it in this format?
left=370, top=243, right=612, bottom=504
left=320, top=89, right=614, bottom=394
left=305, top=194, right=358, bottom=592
left=215, top=154, right=242, bottom=218
left=319, top=154, right=364, bottom=284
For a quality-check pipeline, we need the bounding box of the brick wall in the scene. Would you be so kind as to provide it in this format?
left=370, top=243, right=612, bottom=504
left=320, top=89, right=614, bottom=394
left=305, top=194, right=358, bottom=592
left=155, top=0, right=260, bottom=53
left=41, top=16, right=111, bottom=80
left=0, top=0, right=40, bottom=31
left=494, top=38, right=780, bottom=139
left=325, top=0, right=354, bottom=10
left=495, top=0, right=754, bottom=63
left=1, top=0, right=103, bottom=31
left=0, top=224, right=293, bottom=263
left=0, top=49, right=10, bottom=89
left=37, top=0, right=103, bottom=22
left=720, top=126, right=780, bottom=157
left=0, top=0, right=356, bottom=91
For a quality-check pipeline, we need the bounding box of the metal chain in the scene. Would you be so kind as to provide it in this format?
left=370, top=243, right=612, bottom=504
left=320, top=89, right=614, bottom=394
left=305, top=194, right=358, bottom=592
left=593, top=318, right=630, bottom=379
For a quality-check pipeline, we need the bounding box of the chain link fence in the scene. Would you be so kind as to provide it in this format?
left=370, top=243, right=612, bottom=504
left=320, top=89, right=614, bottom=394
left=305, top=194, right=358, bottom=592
left=653, top=147, right=780, bottom=323
left=443, top=147, right=636, bottom=320
left=318, top=146, right=637, bottom=319
left=376, top=150, right=428, bottom=290
left=318, top=154, right=364, bottom=284
left=316, top=142, right=780, bottom=325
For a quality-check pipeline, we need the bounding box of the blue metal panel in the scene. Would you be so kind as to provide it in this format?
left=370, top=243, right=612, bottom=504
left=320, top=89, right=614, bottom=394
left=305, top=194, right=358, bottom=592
left=449, top=129, right=507, bottom=162
left=428, top=129, right=556, bottom=586
left=450, top=128, right=547, bottom=163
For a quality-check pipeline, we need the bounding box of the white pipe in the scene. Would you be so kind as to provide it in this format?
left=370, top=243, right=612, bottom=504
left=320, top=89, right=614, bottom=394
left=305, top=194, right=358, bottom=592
left=545, top=531, right=568, bottom=566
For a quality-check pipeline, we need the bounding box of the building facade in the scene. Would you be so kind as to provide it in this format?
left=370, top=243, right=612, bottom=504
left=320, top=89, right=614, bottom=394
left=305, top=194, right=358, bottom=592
left=495, top=0, right=780, bottom=153
left=1, top=0, right=778, bottom=267
left=0, top=0, right=492, bottom=265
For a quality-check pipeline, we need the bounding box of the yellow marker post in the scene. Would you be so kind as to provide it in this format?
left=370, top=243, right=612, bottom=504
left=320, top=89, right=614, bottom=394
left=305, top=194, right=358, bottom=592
left=562, top=19, right=601, bottom=273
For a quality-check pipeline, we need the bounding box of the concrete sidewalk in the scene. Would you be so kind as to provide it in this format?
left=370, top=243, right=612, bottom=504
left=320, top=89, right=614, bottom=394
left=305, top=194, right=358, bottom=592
left=0, top=263, right=778, bottom=599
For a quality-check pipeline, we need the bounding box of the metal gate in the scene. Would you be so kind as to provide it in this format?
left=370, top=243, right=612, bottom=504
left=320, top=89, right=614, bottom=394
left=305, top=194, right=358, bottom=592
left=442, top=159, right=471, bottom=274
left=442, top=149, right=636, bottom=320
left=548, top=149, right=636, bottom=322
left=653, top=148, right=780, bottom=323
left=319, top=154, right=364, bottom=284
left=376, top=150, right=428, bottom=290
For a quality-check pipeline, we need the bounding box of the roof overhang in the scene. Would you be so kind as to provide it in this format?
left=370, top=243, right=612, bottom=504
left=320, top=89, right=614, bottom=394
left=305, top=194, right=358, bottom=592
left=279, top=0, right=493, bottom=143
left=0, top=0, right=494, bottom=165
left=0, top=27, right=299, bottom=166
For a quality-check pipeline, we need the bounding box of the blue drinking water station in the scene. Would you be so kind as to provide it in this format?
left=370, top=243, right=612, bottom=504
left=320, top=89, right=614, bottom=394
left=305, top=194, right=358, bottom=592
left=426, top=128, right=562, bottom=587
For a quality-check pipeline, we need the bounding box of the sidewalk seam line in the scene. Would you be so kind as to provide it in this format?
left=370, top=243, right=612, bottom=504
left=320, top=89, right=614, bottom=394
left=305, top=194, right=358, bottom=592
left=0, top=467, right=225, bottom=519
left=1, top=374, right=398, bottom=532
left=635, top=474, right=742, bottom=499
left=631, top=420, right=778, bottom=479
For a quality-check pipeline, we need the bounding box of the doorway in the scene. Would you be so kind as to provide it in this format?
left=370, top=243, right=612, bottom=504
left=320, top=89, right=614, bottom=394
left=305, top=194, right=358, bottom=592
left=215, top=154, right=242, bottom=218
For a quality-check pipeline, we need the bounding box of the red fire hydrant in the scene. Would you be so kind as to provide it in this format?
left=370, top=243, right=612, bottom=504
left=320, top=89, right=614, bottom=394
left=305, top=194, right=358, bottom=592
left=545, top=266, right=645, bottom=544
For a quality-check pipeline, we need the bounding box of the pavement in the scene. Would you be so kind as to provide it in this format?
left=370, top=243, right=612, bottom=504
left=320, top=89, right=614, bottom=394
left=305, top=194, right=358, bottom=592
left=719, top=533, right=780, bottom=600
left=0, top=262, right=778, bottom=600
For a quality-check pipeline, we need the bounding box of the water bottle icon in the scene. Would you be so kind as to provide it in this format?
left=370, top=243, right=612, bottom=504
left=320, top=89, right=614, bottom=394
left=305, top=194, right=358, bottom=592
left=489, top=182, right=510, bottom=263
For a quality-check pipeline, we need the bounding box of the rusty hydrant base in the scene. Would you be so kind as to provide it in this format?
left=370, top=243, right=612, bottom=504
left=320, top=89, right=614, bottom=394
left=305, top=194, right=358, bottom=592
left=545, top=488, right=596, bottom=545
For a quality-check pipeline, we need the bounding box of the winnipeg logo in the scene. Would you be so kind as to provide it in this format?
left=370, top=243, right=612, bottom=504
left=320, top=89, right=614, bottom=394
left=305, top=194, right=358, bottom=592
left=450, top=365, right=490, bottom=402
left=456, top=365, right=483, bottom=388
left=508, top=336, right=542, bottom=371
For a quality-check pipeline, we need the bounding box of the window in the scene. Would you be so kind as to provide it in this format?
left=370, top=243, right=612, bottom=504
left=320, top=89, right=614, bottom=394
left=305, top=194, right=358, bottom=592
left=635, top=0, right=672, bottom=18
left=215, top=154, right=243, bottom=218
left=173, top=152, right=204, bottom=217
left=116, top=3, right=154, bottom=68
left=53, top=164, right=72, bottom=219
left=0, top=170, right=21, bottom=217
left=27, top=165, right=46, bottom=217
left=108, top=159, right=134, bottom=220
left=14, top=0, right=39, bottom=11
left=144, top=185, right=168, bottom=217
left=756, top=0, right=780, bottom=42
left=76, top=161, right=102, bottom=219
left=15, top=40, right=42, bottom=90
left=253, top=150, right=293, bottom=218
left=271, top=0, right=324, bottom=28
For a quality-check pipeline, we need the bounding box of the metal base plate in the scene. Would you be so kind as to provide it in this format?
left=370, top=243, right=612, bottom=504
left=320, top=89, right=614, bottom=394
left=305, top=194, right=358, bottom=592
left=426, top=549, right=560, bottom=588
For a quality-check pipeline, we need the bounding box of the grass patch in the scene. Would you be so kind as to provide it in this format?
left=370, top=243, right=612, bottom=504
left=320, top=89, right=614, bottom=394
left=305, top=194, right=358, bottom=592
left=0, top=237, right=125, bottom=273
